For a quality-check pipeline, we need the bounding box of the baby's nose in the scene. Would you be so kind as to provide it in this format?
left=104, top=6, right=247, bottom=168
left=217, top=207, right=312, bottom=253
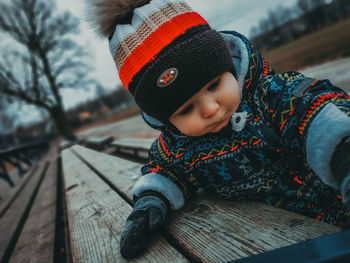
left=202, top=100, right=219, bottom=118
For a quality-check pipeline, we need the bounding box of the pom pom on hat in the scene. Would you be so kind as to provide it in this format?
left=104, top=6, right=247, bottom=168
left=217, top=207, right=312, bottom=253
left=87, top=0, right=150, bottom=37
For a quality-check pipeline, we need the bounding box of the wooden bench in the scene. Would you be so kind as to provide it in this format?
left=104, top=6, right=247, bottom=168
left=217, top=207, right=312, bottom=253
left=61, top=144, right=345, bottom=262
left=0, top=140, right=50, bottom=187
left=110, top=138, right=154, bottom=159
left=2, top=138, right=348, bottom=262
left=81, top=136, right=115, bottom=151
left=0, top=145, right=60, bottom=262
left=82, top=136, right=153, bottom=159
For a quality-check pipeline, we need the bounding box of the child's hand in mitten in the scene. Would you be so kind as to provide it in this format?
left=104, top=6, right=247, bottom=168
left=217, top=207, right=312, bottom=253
left=120, top=194, right=169, bottom=259
left=331, top=137, right=350, bottom=207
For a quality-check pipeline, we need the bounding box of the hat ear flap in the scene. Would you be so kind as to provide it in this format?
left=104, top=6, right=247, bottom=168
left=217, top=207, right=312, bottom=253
left=141, top=111, right=165, bottom=129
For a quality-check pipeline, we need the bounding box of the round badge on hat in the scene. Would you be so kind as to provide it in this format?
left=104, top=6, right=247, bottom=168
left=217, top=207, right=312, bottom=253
left=157, top=68, right=178, bottom=87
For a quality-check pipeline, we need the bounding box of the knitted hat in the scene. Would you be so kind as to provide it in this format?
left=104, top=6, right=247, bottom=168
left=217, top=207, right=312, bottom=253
left=91, top=0, right=235, bottom=123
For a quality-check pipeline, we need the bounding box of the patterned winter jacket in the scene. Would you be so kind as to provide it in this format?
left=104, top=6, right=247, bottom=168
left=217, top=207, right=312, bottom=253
left=133, top=31, right=350, bottom=226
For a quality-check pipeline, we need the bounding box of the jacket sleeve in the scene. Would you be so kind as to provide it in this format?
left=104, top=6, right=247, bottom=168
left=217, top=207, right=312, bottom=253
left=132, top=134, right=196, bottom=210
left=252, top=71, right=350, bottom=188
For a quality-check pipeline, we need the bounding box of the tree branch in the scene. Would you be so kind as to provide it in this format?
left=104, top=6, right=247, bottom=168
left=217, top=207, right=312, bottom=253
left=30, top=53, right=40, bottom=100
left=0, top=0, right=101, bottom=139
left=0, top=72, right=50, bottom=110
left=0, top=3, right=29, bottom=46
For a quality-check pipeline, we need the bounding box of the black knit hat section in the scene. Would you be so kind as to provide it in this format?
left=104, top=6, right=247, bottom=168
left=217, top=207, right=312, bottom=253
left=129, top=27, right=236, bottom=123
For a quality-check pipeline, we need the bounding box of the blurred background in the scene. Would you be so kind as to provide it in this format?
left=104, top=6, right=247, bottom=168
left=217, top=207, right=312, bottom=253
left=0, top=0, right=350, bottom=149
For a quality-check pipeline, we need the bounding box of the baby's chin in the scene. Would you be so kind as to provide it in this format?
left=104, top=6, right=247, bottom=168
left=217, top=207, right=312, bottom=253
left=180, top=111, right=236, bottom=136
left=207, top=116, right=233, bottom=135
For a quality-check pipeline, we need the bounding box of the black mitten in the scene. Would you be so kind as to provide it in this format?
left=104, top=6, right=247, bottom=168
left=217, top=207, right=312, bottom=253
left=331, top=136, right=350, bottom=187
left=120, top=193, right=169, bottom=259
left=331, top=136, right=350, bottom=230
left=343, top=218, right=350, bottom=231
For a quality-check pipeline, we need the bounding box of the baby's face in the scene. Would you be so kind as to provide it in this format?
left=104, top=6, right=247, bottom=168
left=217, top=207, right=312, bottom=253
left=169, top=72, right=240, bottom=136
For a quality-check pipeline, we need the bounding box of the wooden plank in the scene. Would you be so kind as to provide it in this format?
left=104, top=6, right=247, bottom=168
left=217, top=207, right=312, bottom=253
left=0, top=158, right=49, bottom=261
left=167, top=196, right=339, bottom=262
left=71, top=146, right=142, bottom=201
left=111, top=138, right=154, bottom=159
left=62, top=148, right=187, bottom=262
left=73, top=145, right=340, bottom=262
left=83, top=136, right=114, bottom=151
left=63, top=188, right=73, bottom=263
left=0, top=146, right=59, bottom=214
left=233, top=229, right=350, bottom=263
left=9, top=156, right=58, bottom=263
left=60, top=139, right=75, bottom=151
left=84, top=136, right=114, bottom=145
left=111, top=138, right=154, bottom=150
left=0, top=166, right=38, bottom=218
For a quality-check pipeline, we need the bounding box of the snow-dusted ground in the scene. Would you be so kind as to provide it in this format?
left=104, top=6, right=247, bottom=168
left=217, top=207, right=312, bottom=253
left=300, top=57, right=350, bottom=94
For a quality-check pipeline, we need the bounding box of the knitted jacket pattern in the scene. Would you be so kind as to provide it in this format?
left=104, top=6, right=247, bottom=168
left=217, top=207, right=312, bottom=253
left=133, top=31, right=350, bottom=227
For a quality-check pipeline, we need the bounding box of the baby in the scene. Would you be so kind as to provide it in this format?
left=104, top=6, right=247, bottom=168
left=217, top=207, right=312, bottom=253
left=89, top=0, right=350, bottom=259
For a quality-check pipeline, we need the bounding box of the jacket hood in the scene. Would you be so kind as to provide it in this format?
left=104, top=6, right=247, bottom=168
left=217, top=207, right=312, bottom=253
left=141, top=31, right=269, bottom=131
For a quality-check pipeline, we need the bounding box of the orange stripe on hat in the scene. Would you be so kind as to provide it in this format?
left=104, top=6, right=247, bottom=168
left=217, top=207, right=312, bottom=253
left=119, top=12, right=208, bottom=90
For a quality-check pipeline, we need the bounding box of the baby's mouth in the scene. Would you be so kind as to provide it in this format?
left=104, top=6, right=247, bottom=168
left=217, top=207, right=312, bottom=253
left=208, top=114, right=229, bottom=129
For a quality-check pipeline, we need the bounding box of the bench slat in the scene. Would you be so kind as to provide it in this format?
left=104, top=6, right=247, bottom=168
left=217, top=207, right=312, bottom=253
left=111, top=138, right=154, bottom=150
left=62, top=148, right=187, bottom=262
left=73, top=145, right=340, bottom=262
left=0, top=159, right=48, bottom=261
left=71, top=146, right=142, bottom=201
left=111, top=138, right=154, bottom=159
left=167, top=196, right=339, bottom=262
left=83, top=136, right=114, bottom=150
left=0, top=169, right=25, bottom=201
left=0, top=166, right=38, bottom=218
left=9, top=155, right=58, bottom=263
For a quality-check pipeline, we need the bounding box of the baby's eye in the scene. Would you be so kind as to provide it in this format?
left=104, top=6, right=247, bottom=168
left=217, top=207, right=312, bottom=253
left=180, top=104, right=193, bottom=115
left=207, top=79, right=219, bottom=91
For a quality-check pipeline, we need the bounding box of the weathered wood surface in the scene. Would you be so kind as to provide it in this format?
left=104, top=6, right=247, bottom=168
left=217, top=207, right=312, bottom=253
left=0, top=156, right=49, bottom=261
left=73, top=145, right=340, bottom=262
left=0, top=166, right=38, bottom=218
left=83, top=136, right=114, bottom=150
left=60, top=139, right=76, bottom=151
left=62, top=147, right=187, bottom=262
left=71, top=145, right=142, bottom=200
left=0, top=170, right=24, bottom=200
left=111, top=138, right=154, bottom=159
left=167, top=196, right=339, bottom=262
left=112, top=138, right=154, bottom=150
left=9, top=151, right=58, bottom=263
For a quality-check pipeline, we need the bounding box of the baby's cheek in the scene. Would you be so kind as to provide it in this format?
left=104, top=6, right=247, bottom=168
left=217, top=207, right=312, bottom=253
left=173, top=120, right=192, bottom=135
left=186, top=122, right=207, bottom=136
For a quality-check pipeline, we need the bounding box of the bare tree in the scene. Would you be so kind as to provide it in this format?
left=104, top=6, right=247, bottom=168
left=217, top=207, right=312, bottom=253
left=277, top=6, right=293, bottom=25
left=297, top=0, right=328, bottom=31
left=0, top=0, right=96, bottom=140
left=297, top=0, right=312, bottom=14
left=0, top=95, right=15, bottom=133
left=249, top=26, right=259, bottom=38
left=275, top=6, right=295, bottom=42
left=258, top=17, right=272, bottom=34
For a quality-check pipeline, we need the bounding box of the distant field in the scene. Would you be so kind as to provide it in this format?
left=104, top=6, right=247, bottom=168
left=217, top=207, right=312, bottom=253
left=262, top=16, right=350, bottom=72
left=75, top=105, right=140, bottom=134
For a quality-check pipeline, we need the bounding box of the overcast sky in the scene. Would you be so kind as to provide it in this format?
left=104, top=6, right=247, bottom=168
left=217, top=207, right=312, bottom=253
left=2, top=0, right=299, bottom=128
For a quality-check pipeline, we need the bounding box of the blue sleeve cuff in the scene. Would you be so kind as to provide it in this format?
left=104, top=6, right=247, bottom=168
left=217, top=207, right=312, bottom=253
left=132, top=172, right=185, bottom=210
